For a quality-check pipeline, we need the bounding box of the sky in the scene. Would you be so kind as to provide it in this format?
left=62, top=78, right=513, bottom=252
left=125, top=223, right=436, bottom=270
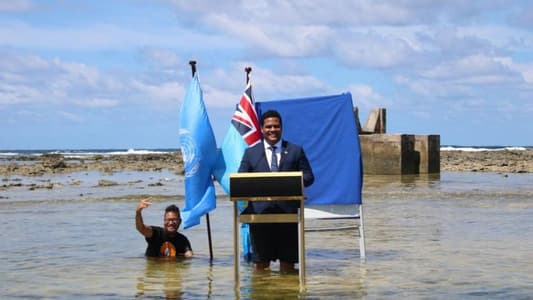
left=1, top=0, right=532, bottom=150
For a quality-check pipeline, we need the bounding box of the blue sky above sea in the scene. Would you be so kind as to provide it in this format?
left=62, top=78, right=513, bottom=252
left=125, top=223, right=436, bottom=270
left=1, top=1, right=533, bottom=150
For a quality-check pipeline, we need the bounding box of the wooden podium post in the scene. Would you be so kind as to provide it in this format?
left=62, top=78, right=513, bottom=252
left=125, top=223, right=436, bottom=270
left=229, top=171, right=306, bottom=290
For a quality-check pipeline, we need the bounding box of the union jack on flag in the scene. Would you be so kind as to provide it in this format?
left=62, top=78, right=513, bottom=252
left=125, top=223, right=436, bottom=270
left=213, top=72, right=261, bottom=194
left=231, top=81, right=261, bottom=146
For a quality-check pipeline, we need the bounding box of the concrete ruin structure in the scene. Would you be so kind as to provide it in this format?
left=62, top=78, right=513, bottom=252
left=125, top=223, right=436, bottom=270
left=354, top=108, right=440, bottom=175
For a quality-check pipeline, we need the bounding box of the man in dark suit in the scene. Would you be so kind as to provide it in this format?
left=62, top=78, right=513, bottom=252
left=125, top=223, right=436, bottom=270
left=239, top=109, right=314, bottom=273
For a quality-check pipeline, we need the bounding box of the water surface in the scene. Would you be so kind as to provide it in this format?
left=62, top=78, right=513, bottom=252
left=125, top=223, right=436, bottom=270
left=1, top=172, right=532, bottom=299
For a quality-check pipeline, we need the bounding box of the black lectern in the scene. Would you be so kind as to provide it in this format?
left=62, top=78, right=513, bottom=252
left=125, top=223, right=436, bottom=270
left=229, top=171, right=306, bottom=289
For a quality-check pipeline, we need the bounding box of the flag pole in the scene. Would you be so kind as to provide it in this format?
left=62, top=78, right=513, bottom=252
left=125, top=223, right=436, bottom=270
left=245, top=66, right=251, bottom=84
left=189, top=60, right=197, bottom=77
left=189, top=60, right=214, bottom=262
left=242, top=66, right=253, bottom=262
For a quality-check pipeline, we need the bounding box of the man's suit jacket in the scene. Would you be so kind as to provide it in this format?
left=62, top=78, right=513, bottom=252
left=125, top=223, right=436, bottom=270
left=238, top=140, right=314, bottom=214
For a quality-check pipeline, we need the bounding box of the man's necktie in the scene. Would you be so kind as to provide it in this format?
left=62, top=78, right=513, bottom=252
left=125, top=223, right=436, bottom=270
left=270, top=146, right=278, bottom=171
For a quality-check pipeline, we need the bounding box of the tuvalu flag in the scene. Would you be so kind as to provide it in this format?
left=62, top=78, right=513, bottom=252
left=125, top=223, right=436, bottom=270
left=179, top=73, right=217, bottom=229
left=213, top=79, right=261, bottom=193
left=213, top=75, right=261, bottom=260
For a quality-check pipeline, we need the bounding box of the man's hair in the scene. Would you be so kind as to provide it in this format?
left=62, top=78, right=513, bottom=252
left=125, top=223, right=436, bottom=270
left=261, top=110, right=282, bottom=126
left=165, top=204, right=181, bottom=216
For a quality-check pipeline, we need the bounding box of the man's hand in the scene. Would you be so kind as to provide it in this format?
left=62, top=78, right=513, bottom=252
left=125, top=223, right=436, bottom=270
left=136, top=197, right=152, bottom=212
left=136, top=197, right=153, bottom=238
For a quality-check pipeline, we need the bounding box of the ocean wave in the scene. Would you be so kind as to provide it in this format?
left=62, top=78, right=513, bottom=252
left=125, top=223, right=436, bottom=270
left=60, top=149, right=173, bottom=158
left=0, top=148, right=178, bottom=158
left=2, top=146, right=530, bottom=158
left=0, top=152, right=21, bottom=156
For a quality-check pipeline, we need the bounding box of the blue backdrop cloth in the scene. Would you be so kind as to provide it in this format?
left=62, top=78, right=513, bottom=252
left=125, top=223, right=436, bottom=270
left=179, top=73, right=218, bottom=229
left=256, top=92, right=363, bottom=205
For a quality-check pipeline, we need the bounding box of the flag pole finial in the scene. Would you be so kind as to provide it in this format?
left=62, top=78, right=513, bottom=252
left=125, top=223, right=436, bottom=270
left=245, top=67, right=252, bottom=84
left=189, top=60, right=197, bottom=77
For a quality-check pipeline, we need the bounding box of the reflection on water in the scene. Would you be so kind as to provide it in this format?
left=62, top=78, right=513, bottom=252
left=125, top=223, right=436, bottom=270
left=242, top=271, right=301, bottom=299
left=136, top=258, right=188, bottom=299
left=0, top=172, right=532, bottom=298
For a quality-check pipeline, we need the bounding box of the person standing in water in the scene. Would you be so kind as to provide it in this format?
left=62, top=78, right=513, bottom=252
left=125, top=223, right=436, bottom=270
left=239, top=110, right=314, bottom=272
left=135, top=198, right=193, bottom=258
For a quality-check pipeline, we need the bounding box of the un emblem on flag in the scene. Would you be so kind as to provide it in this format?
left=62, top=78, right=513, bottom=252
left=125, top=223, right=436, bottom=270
left=179, top=129, right=200, bottom=177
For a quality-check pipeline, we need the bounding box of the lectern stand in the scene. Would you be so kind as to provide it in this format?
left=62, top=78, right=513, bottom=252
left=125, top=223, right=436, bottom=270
left=229, top=171, right=306, bottom=290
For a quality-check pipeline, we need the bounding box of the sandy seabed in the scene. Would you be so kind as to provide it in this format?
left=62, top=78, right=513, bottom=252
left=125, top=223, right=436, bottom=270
left=1, top=149, right=531, bottom=193
left=440, top=149, right=533, bottom=173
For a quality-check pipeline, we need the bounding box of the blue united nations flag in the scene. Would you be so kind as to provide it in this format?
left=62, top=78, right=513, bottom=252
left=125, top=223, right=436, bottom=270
left=179, top=73, right=217, bottom=229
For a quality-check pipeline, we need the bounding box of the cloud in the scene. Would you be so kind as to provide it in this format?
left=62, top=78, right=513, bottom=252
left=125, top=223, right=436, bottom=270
left=166, top=1, right=516, bottom=73
left=0, top=49, right=128, bottom=108
left=0, top=109, right=34, bottom=125
left=395, top=53, right=531, bottom=105
left=169, top=1, right=508, bottom=27
left=0, top=49, right=179, bottom=112
left=507, top=2, right=533, bottom=30
left=420, top=54, right=523, bottom=84
left=140, top=47, right=183, bottom=69
left=75, top=98, right=119, bottom=108
left=244, top=64, right=330, bottom=99
left=57, top=110, right=84, bottom=123
left=498, top=58, right=533, bottom=84
left=205, top=14, right=334, bottom=57
left=333, top=30, right=417, bottom=68
left=184, top=63, right=331, bottom=107
left=130, top=80, right=184, bottom=107
left=0, top=0, right=33, bottom=11
left=348, top=84, right=390, bottom=110
left=0, top=48, right=330, bottom=117
left=0, top=80, right=41, bottom=106
left=3, top=1, right=533, bottom=147
left=0, top=18, right=236, bottom=52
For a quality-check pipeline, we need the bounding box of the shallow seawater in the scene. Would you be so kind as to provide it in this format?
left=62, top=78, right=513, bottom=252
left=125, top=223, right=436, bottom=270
left=0, top=172, right=532, bottom=299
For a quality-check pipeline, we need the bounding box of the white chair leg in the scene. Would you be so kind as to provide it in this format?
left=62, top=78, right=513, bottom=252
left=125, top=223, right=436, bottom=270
left=358, top=205, right=366, bottom=259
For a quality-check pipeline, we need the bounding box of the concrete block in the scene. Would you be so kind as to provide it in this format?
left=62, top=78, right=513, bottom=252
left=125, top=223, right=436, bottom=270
left=359, top=134, right=417, bottom=175
left=353, top=107, right=362, bottom=133
left=362, top=108, right=386, bottom=134
left=414, top=135, right=440, bottom=174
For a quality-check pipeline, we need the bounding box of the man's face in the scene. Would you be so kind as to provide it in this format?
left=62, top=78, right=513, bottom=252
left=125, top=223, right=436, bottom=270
left=163, top=211, right=181, bottom=234
left=261, top=117, right=282, bottom=146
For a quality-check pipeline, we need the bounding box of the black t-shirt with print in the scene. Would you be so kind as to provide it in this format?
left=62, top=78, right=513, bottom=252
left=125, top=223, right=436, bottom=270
left=145, top=226, right=192, bottom=257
